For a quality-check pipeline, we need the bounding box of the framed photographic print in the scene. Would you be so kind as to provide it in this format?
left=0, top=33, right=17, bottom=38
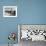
left=3, top=6, right=17, bottom=17
left=18, top=24, right=46, bottom=42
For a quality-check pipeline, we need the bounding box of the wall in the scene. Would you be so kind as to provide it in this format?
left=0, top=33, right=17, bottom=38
left=0, top=0, right=18, bottom=44
left=0, top=0, right=46, bottom=44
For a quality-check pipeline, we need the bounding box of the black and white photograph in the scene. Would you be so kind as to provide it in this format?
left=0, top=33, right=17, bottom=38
left=18, top=25, right=46, bottom=46
left=3, top=6, right=17, bottom=17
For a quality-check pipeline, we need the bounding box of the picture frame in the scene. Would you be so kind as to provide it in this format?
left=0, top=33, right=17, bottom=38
left=18, top=24, right=46, bottom=42
left=3, top=6, right=17, bottom=17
